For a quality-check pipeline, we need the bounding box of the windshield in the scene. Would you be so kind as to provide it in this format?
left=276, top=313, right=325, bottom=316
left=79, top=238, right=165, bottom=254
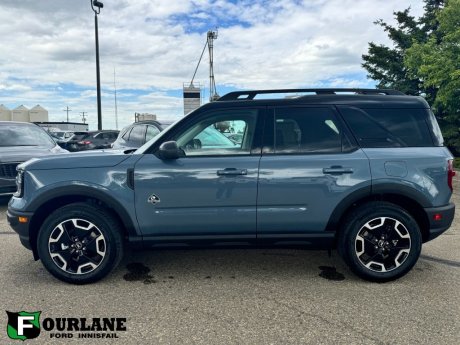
left=0, top=124, right=56, bottom=148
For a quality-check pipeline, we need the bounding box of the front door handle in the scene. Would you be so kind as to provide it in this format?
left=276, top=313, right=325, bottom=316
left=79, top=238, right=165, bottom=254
left=217, top=168, right=248, bottom=176
left=323, top=166, right=354, bottom=175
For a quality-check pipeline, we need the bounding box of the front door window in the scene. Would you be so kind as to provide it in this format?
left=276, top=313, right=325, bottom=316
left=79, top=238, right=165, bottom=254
left=173, top=110, right=257, bottom=156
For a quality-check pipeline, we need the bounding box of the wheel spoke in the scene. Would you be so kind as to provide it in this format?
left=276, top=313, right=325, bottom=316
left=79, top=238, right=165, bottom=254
left=82, top=254, right=102, bottom=266
left=60, top=223, right=73, bottom=242
left=82, top=231, right=101, bottom=246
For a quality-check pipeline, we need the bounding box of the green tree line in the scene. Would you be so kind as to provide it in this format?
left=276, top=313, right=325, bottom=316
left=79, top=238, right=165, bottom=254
left=362, top=0, right=460, bottom=155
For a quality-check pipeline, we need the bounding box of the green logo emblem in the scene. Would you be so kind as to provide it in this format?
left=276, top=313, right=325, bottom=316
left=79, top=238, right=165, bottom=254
left=6, top=311, right=41, bottom=341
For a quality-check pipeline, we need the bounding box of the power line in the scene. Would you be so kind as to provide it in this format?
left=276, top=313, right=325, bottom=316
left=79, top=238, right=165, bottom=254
left=190, top=40, right=208, bottom=87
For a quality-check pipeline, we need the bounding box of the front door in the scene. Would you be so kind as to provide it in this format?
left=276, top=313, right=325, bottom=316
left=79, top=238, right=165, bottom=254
left=134, top=108, right=262, bottom=240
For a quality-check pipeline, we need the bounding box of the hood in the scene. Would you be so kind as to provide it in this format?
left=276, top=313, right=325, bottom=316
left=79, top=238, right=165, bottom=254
left=0, top=145, right=66, bottom=163
left=19, top=149, right=131, bottom=170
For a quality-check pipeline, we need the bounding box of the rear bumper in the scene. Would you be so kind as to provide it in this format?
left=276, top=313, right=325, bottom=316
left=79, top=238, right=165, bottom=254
left=424, top=202, right=455, bottom=241
left=7, top=208, right=34, bottom=251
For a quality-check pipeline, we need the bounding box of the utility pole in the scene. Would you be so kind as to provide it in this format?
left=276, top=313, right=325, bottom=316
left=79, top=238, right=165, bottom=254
left=90, top=0, right=104, bottom=130
left=80, top=112, right=87, bottom=124
left=63, top=106, right=72, bottom=122
left=114, top=68, right=118, bottom=129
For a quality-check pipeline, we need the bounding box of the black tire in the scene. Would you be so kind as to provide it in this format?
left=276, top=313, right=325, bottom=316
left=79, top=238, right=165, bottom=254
left=37, top=203, right=124, bottom=284
left=338, top=201, right=422, bottom=282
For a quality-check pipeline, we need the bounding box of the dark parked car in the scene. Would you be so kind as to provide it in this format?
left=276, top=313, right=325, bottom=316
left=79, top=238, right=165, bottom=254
left=112, top=121, right=163, bottom=150
left=0, top=121, right=67, bottom=196
left=7, top=88, right=456, bottom=284
left=63, top=130, right=119, bottom=152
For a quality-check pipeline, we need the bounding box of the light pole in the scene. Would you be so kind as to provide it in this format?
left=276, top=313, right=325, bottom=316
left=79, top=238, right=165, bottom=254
left=90, top=0, right=103, bottom=130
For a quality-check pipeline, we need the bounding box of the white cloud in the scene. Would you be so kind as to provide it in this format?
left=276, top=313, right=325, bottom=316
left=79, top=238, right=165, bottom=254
left=0, top=0, right=425, bottom=129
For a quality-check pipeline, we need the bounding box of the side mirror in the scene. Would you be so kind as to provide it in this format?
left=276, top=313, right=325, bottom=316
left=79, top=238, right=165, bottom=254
left=157, top=141, right=184, bottom=160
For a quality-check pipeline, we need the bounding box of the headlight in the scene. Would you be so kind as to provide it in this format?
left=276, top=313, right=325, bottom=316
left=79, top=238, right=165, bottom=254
left=13, top=169, right=24, bottom=198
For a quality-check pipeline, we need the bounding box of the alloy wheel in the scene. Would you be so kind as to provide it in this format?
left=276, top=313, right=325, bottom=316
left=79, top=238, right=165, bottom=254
left=48, top=218, right=106, bottom=275
left=355, top=217, right=411, bottom=272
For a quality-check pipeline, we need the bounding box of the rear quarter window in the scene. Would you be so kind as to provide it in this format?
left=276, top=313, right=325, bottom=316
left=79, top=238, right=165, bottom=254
left=338, top=106, right=434, bottom=147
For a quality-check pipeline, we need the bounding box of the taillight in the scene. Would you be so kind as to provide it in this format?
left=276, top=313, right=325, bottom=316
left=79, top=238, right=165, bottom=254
left=78, top=141, right=92, bottom=145
left=447, top=159, right=456, bottom=192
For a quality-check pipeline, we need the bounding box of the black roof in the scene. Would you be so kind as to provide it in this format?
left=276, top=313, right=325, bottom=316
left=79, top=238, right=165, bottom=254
left=212, top=89, right=430, bottom=109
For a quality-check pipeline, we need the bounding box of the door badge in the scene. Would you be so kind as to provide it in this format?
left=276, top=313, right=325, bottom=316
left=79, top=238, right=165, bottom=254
left=148, top=194, right=160, bottom=204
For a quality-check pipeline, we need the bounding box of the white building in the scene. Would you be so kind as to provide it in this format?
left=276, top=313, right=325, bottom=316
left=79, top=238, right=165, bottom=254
left=36, top=121, right=88, bottom=131
left=12, top=105, right=29, bottom=122
left=183, top=83, right=201, bottom=115
left=0, top=104, right=11, bottom=121
left=29, top=104, right=49, bottom=122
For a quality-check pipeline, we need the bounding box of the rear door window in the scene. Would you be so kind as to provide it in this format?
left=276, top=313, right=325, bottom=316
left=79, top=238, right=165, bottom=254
left=338, top=106, right=434, bottom=147
left=273, top=107, right=343, bottom=154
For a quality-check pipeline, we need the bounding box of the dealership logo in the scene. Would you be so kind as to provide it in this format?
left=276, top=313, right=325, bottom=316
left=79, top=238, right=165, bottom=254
left=6, top=311, right=41, bottom=341
left=6, top=311, right=126, bottom=341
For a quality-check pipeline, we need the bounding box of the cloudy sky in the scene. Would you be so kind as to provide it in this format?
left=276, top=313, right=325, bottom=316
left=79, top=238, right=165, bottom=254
left=0, top=0, right=424, bottom=130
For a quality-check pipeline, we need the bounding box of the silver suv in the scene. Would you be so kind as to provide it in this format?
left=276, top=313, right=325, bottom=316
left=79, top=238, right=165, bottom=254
left=7, top=89, right=456, bottom=284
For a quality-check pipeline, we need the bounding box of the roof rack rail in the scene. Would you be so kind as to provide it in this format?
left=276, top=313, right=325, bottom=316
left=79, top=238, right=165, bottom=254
left=217, top=88, right=405, bottom=101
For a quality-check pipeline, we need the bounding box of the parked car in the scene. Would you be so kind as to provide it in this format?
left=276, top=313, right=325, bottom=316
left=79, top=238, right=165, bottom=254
left=7, top=88, right=456, bottom=284
left=0, top=121, right=67, bottom=196
left=112, top=121, right=163, bottom=150
left=113, top=120, right=234, bottom=151
left=52, top=131, right=74, bottom=140
left=62, top=130, right=119, bottom=152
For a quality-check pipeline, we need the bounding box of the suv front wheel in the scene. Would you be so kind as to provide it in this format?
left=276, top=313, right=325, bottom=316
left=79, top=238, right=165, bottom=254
left=37, top=203, right=124, bottom=284
left=339, top=202, right=422, bottom=282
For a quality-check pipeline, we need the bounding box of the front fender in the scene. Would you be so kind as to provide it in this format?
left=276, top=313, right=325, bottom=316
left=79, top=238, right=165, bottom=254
left=26, top=183, right=139, bottom=237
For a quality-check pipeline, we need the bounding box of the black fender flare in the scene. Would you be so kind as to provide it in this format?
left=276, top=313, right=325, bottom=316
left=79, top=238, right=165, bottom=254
left=326, top=183, right=431, bottom=232
left=28, top=185, right=139, bottom=237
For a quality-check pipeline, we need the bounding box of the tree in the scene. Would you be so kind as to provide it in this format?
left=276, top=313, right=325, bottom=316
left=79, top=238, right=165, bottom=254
left=362, top=1, right=444, bottom=102
left=405, top=0, right=460, bottom=154
left=362, top=0, right=460, bottom=155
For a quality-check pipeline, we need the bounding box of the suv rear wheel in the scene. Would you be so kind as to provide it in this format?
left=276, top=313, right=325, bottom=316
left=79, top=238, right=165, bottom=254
left=37, top=203, right=124, bottom=284
left=339, top=202, right=422, bottom=282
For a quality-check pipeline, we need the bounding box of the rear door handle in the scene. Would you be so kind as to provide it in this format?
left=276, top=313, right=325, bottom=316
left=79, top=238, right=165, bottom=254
left=217, top=168, right=248, bottom=176
left=322, top=166, right=354, bottom=175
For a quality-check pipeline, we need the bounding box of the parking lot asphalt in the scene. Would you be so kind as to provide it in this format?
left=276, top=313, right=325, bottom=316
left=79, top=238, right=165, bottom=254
left=0, top=184, right=459, bottom=345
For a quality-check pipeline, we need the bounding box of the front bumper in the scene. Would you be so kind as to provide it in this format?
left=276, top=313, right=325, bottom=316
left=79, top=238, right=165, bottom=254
left=423, top=202, right=455, bottom=241
left=7, top=208, right=34, bottom=251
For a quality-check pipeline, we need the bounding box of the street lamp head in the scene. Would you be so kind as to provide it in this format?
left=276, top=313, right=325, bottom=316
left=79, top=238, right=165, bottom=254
left=93, top=1, right=104, bottom=8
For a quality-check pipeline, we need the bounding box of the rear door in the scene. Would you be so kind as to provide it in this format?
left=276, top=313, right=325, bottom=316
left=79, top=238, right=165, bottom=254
left=257, top=106, right=371, bottom=238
